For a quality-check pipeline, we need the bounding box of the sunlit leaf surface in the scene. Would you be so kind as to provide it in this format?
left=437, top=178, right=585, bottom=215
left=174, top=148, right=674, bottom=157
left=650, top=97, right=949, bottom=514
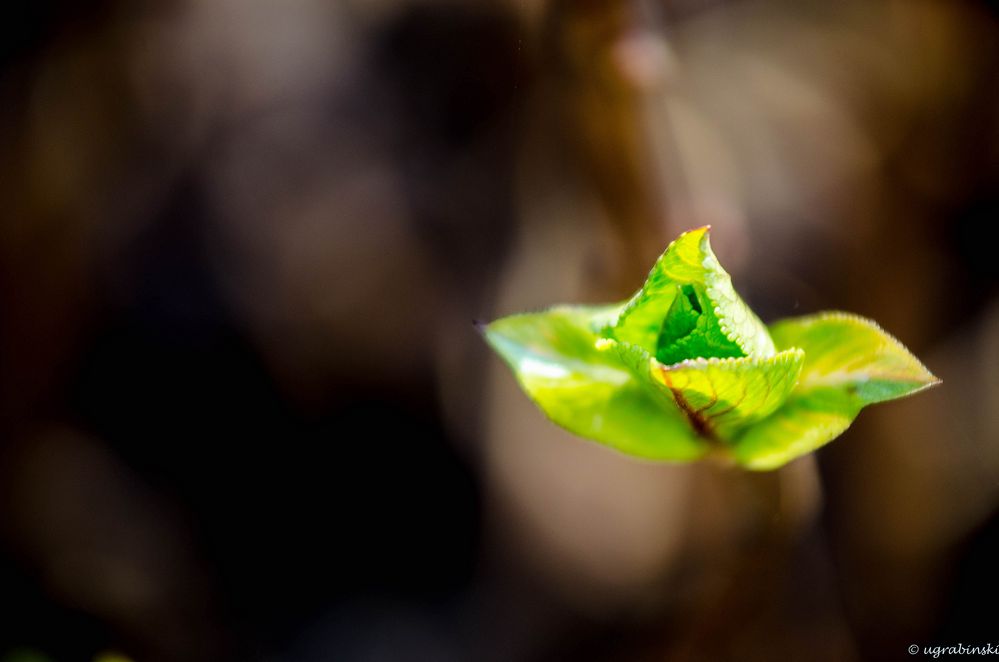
left=484, top=228, right=939, bottom=470
left=648, top=349, right=804, bottom=438
left=485, top=306, right=705, bottom=460
left=768, top=312, right=939, bottom=404
left=611, top=227, right=775, bottom=361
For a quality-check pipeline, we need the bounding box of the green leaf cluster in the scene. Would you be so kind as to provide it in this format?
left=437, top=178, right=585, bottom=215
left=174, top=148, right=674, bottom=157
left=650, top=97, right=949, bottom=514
left=483, top=227, right=939, bottom=470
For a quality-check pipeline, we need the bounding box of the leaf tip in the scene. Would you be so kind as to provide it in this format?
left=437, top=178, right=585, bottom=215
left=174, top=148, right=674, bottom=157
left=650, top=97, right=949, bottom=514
left=903, top=358, right=941, bottom=391
left=917, top=364, right=942, bottom=387
left=682, top=224, right=711, bottom=239
left=478, top=318, right=508, bottom=354
left=691, top=224, right=713, bottom=253
left=921, top=374, right=943, bottom=389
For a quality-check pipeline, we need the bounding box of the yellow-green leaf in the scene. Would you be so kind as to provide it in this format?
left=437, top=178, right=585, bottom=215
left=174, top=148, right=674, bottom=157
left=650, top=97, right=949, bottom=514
left=647, top=349, right=805, bottom=438
left=733, top=388, right=859, bottom=470
left=769, top=312, right=939, bottom=404
left=484, top=306, right=707, bottom=460
left=610, top=227, right=775, bottom=361
left=731, top=313, right=940, bottom=469
left=481, top=230, right=940, bottom=470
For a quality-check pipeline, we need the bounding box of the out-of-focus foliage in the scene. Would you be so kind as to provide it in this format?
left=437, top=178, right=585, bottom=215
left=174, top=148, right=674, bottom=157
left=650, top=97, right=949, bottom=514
left=0, top=648, right=52, bottom=662
left=2, top=0, right=998, bottom=660
left=485, top=227, right=938, bottom=468
left=92, top=653, right=133, bottom=662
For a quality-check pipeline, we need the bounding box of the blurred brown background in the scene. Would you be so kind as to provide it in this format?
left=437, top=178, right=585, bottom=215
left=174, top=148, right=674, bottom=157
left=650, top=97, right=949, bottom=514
left=1, top=1, right=998, bottom=661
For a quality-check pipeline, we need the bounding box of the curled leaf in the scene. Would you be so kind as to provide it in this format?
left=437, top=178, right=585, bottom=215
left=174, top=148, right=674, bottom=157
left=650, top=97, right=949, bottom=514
left=768, top=312, right=940, bottom=403
left=610, top=227, right=775, bottom=361
left=482, top=228, right=939, bottom=470
left=484, top=306, right=705, bottom=460
left=730, top=312, right=940, bottom=469
left=649, top=349, right=805, bottom=439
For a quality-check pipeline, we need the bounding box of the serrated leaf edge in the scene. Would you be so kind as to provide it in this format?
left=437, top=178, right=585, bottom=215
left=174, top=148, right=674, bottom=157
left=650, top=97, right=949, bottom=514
left=612, top=228, right=705, bottom=329
left=612, top=226, right=772, bottom=358
left=773, top=311, right=941, bottom=390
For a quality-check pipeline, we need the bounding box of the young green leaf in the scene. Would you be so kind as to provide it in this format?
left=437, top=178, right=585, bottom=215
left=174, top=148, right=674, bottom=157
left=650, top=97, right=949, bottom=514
left=482, top=228, right=939, bottom=470
left=648, top=349, right=805, bottom=438
left=610, top=227, right=775, bottom=361
left=732, top=388, right=859, bottom=470
left=484, top=306, right=707, bottom=460
left=768, top=312, right=940, bottom=404
left=730, top=312, right=940, bottom=469
left=655, top=284, right=746, bottom=365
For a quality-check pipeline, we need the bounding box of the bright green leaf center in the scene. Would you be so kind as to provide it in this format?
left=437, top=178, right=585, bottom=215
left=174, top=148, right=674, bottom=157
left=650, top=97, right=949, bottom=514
left=656, top=284, right=746, bottom=365
left=483, top=227, right=939, bottom=470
